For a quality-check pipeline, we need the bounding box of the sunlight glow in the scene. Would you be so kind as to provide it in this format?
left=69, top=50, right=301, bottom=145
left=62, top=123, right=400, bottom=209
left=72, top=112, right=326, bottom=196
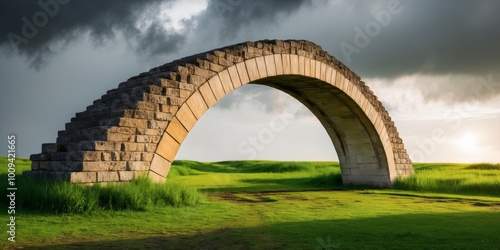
left=458, top=133, right=478, bottom=152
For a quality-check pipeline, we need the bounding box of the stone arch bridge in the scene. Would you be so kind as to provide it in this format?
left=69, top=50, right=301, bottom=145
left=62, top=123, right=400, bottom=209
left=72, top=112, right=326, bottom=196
left=26, top=39, right=413, bottom=187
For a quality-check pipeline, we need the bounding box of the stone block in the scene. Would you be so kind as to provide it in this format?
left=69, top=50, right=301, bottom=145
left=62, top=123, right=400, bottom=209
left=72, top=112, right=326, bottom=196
left=154, top=112, right=171, bottom=121
left=358, top=163, right=381, bottom=170
left=39, top=161, right=81, bottom=171
left=119, top=118, right=148, bottom=129
left=156, top=133, right=180, bottom=162
left=148, top=120, right=169, bottom=129
left=198, top=83, right=217, bottom=107
left=314, top=60, right=321, bottom=79
left=303, top=57, right=312, bottom=77
left=281, top=54, right=291, bottom=74
left=118, top=171, right=134, bottom=181
left=135, top=135, right=161, bottom=144
left=320, top=62, right=327, bottom=81
left=345, top=144, right=375, bottom=156
left=120, top=152, right=143, bottom=161
left=193, top=66, right=216, bottom=79
left=227, top=65, right=242, bottom=88
left=82, top=161, right=126, bottom=172
left=126, top=161, right=150, bottom=171
left=150, top=154, right=172, bottom=177
left=187, top=75, right=206, bottom=85
left=82, top=151, right=102, bottom=161
left=298, top=55, right=305, bottom=75
left=136, top=128, right=163, bottom=136
left=290, top=54, right=299, bottom=74
left=164, top=88, right=180, bottom=97
left=107, top=133, right=135, bottom=142
left=121, top=142, right=140, bottom=151
left=70, top=172, right=97, bottom=183
left=145, top=93, right=167, bottom=104
left=209, top=62, right=224, bottom=72
left=143, top=143, right=157, bottom=152
left=101, top=152, right=112, bottom=161
left=97, top=171, right=120, bottom=182
left=166, top=96, right=184, bottom=106
left=272, top=54, right=283, bottom=75
left=142, top=152, right=154, bottom=161
left=30, top=153, right=50, bottom=161
left=208, top=75, right=226, bottom=100
left=218, top=57, right=233, bottom=67
left=186, top=91, right=208, bottom=120
left=42, top=143, right=59, bottom=153
left=218, top=70, right=235, bottom=94
left=244, top=58, right=260, bottom=81
left=175, top=104, right=198, bottom=131
left=93, top=141, right=120, bottom=151
left=255, top=57, right=268, bottom=78
left=235, top=62, right=250, bottom=85
left=160, top=78, right=180, bottom=88
left=325, top=65, right=333, bottom=84
left=180, top=89, right=191, bottom=98
left=166, top=117, right=189, bottom=144
left=263, top=55, right=277, bottom=77
left=107, top=126, right=136, bottom=135
left=179, top=82, right=194, bottom=91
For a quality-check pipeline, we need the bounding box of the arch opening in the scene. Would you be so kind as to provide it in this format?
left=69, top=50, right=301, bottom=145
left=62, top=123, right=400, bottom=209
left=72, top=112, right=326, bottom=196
left=26, top=39, right=413, bottom=187
left=174, top=84, right=336, bottom=162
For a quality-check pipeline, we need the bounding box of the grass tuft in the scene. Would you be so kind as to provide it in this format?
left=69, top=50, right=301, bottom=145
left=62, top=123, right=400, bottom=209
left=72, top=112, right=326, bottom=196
left=2, top=174, right=204, bottom=214
left=394, top=163, right=500, bottom=197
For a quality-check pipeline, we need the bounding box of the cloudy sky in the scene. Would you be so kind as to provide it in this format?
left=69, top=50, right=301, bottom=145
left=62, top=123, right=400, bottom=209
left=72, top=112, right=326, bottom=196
left=1, top=0, right=499, bottom=163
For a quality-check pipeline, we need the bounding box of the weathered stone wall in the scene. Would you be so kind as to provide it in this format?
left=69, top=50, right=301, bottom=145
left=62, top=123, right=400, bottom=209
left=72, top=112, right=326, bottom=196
left=25, top=39, right=413, bottom=186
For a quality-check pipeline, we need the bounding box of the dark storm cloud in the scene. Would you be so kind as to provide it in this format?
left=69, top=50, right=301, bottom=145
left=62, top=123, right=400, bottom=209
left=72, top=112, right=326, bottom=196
left=1, top=0, right=498, bottom=103
left=0, top=0, right=313, bottom=70
left=337, top=0, right=500, bottom=78
left=200, top=0, right=313, bottom=38
left=202, top=0, right=500, bottom=106
left=319, top=0, right=500, bottom=104
left=0, top=0, right=182, bottom=69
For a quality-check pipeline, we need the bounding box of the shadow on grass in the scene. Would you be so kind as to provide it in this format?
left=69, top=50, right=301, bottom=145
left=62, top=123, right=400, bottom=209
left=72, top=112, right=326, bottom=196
left=10, top=212, right=500, bottom=250
left=362, top=191, right=500, bottom=206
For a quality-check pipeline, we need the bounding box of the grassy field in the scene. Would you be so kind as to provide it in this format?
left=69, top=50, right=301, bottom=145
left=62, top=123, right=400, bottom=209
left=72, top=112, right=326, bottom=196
left=1, top=157, right=499, bottom=249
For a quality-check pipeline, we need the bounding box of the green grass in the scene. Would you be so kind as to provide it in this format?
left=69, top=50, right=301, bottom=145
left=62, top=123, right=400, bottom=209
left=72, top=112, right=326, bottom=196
left=13, top=177, right=203, bottom=213
left=170, top=160, right=344, bottom=193
left=1, top=157, right=499, bottom=249
left=394, top=163, right=500, bottom=197
left=0, top=158, right=203, bottom=214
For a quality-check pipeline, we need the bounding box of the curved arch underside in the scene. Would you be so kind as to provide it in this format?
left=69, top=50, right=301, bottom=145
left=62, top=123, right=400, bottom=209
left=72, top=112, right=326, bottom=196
left=26, top=39, right=413, bottom=187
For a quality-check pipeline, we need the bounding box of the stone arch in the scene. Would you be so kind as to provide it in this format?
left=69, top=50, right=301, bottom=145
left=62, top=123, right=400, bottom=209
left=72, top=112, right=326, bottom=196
left=26, top=40, right=413, bottom=187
